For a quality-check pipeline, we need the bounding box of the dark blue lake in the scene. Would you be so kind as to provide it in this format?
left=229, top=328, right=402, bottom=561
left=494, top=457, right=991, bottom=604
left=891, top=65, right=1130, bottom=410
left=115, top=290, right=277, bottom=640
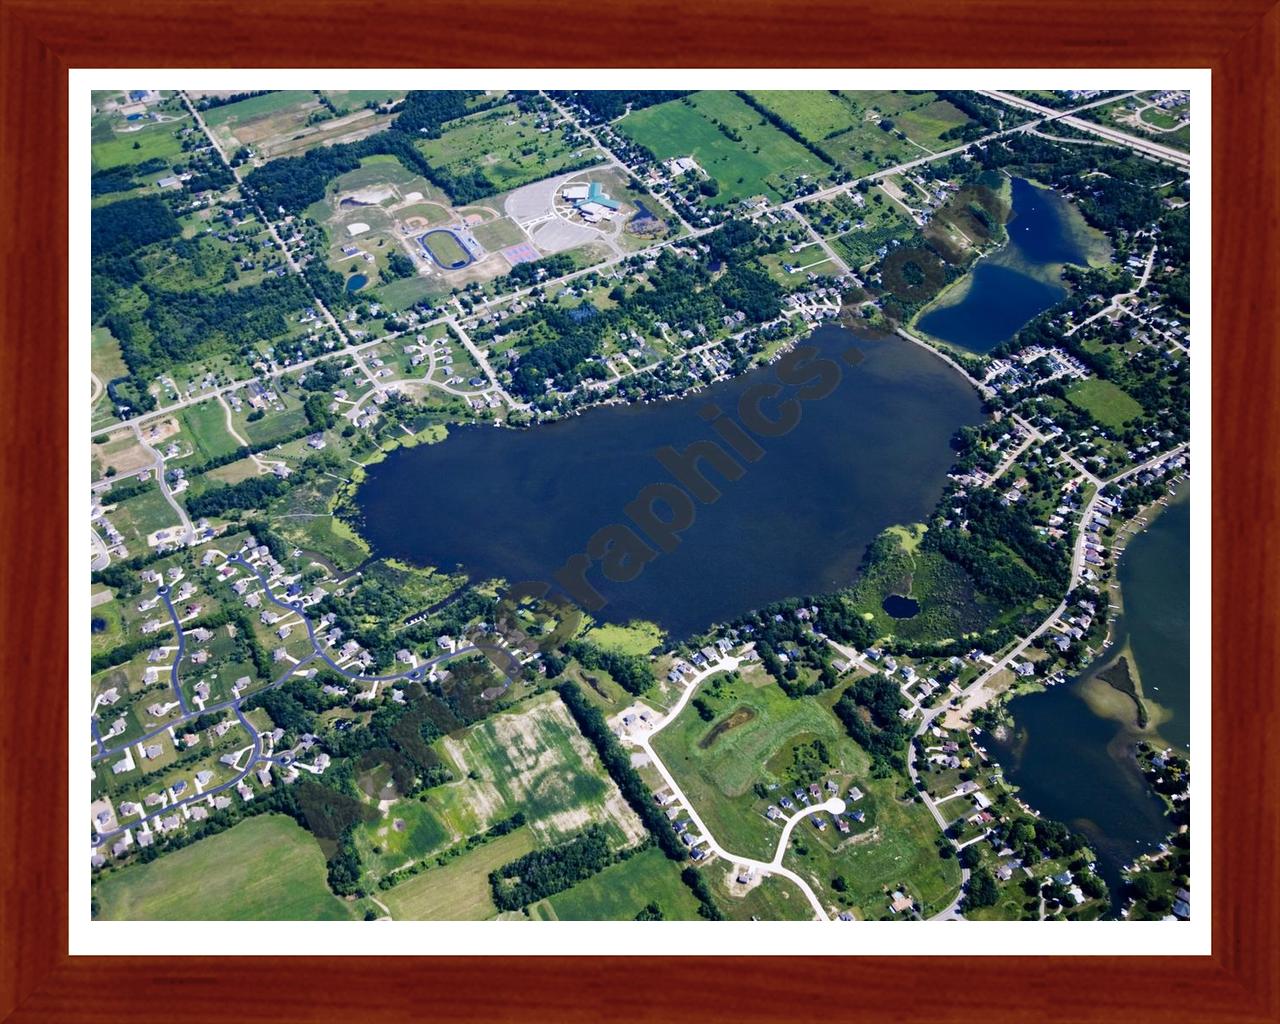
left=355, top=326, right=984, bottom=638
left=986, top=489, right=1191, bottom=898
left=346, top=274, right=368, bottom=292
left=916, top=177, right=1096, bottom=354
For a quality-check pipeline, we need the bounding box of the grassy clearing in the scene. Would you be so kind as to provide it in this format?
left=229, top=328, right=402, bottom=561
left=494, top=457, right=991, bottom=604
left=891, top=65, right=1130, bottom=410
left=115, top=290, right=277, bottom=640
left=380, top=826, right=535, bottom=920
left=1065, top=378, right=1144, bottom=428
left=530, top=847, right=702, bottom=920
left=179, top=400, right=242, bottom=461
left=618, top=91, right=829, bottom=204
left=108, top=486, right=180, bottom=548
left=782, top=772, right=963, bottom=919
left=93, top=815, right=355, bottom=920
left=707, top=865, right=817, bottom=921
left=417, top=101, right=599, bottom=193
left=585, top=620, right=665, bottom=656
left=651, top=667, right=866, bottom=860
left=745, top=90, right=859, bottom=143
left=91, top=117, right=188, bottom=172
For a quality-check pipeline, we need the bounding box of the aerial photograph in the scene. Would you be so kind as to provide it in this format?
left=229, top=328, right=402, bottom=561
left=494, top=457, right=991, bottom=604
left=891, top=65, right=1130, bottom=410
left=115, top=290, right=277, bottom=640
left=86, top=86, right=1193, bottom=925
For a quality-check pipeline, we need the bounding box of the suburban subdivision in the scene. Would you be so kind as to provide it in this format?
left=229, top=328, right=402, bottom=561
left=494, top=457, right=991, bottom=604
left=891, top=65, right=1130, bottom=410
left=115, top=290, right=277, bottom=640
left=87, top=87, right=1193, bottom=924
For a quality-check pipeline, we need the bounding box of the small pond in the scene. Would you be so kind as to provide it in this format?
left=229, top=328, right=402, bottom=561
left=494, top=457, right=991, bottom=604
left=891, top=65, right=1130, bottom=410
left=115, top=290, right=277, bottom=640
left=882, top=594, right=920, bottom=619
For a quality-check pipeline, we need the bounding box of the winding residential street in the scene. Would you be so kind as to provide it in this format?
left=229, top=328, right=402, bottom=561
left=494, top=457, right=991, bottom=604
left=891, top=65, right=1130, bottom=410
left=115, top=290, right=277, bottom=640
left=628, top=655, right=843, bottom=921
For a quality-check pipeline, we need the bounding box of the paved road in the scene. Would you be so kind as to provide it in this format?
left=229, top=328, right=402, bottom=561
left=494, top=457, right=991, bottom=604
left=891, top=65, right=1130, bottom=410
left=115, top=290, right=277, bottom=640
left=977, top=91, right=1191, bottom=168
left=91, top=549, right=523, bottom=844
left=133, top=422, right=194, bottom=546
left=630, top=655, right=840, bottom=921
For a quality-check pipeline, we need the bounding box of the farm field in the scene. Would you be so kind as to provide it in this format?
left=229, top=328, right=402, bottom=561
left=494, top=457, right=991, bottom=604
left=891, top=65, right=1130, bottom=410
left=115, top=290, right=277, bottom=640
left=356, top=692, right=644, bottom=879
left=201, top=90, right=317, bottom=128
left=93, top=815, right=356, bottom=920
left=529, top=847, right=703, bottom=921
left=618, top=91, right=831, bottom=204
left=91, top=114, right=189, bottom=173
left=651, top=664, right=870, bottom=861
left=379, top=826, right=535, bottom=920
left=205, top=91, right=398, bottom=161
left=1066, top=378, right=1145, bottom=428
left=417, top=101, right=602, bottom=194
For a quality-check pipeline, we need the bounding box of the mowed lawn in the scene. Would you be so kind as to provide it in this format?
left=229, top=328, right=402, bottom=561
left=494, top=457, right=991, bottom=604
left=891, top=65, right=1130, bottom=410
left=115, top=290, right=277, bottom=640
left=1066, top=378, right=1144, bottom=428
left=651, top=667, right=868, bottom=861
left=617, top=91, right=830, bottom=204
left=93, top=815, right=355, bottom=920
left=529, top=847, right=703, bottom=921
left=380, top=826, right=535, bottom=920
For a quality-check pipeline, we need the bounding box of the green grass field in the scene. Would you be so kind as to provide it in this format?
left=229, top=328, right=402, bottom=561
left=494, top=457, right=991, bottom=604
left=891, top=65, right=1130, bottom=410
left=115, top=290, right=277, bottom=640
left=108, top=486, right=181, bottom=547
left=744, top=91, right=859, bottom=143
left=584, top=620, right=664, bottom=656
left=530, top=847, right=703, bottom=920
left=93, top=815, right=355, bottom=920
left=618, top=91, right=830, bottom=204
left=91, top=117, right=188, bottom=172
left=1066, top=378, right=1145, bottom=428
left=321, top=90, right=406, bottom=110
left=782, top=771, right=963, bottom=919
left=202, top=90, right=317, bottom=128
left=470, top=217, right=528, bottom=251
left=651, top=666, right=867, bottom=861
left=357, top=692, right=644, bottom=880
left=707, top=865, right=817, bottom=921
left=179, top=400, right=242, bottom=461
left=380, top=826, right=535, bottom=920
left=416, top=101, right=599, bottom=193
left=421, top=230, right=471, bottom=268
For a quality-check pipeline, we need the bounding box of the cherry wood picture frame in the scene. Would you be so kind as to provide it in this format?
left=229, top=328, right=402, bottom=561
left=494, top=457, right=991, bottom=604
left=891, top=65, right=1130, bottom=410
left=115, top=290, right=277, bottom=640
left=2, top=1, right=1276, bottom=1020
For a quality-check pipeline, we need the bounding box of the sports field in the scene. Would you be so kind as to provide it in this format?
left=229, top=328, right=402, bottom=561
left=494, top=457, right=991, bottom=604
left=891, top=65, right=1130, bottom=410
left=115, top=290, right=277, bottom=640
left=93, top=815, right=355, bottom=920
left=1066, top=378, right=1144, bottom=428
left=529, top=847, right=703, bottom=920
left=380, top=826, right=536, bottom=920
left=420, top=230, right=472, bottom=269
left=618, top=91, right=830, bottom=204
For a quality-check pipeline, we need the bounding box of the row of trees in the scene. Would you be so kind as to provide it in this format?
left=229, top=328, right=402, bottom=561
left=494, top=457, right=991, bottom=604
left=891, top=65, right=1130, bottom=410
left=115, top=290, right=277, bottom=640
left=556, top=682, right=686, bottom=859
left=489, top=824, right=615, bottom=910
